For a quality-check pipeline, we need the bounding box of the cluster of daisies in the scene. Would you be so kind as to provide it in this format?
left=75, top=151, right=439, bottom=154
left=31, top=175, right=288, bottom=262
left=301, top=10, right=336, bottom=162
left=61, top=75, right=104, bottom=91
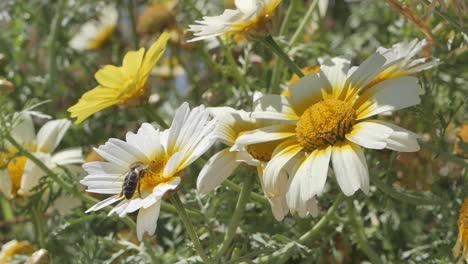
left=2, top=0, right=449, bottom=254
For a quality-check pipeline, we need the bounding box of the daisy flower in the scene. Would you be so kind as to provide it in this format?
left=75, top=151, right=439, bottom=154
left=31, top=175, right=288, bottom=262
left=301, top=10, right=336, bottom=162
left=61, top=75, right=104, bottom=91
left=0, top=240, right=34, bottom=263
left=188, top=0, right=282, bottom=42
left=81, top=103, right=216, bottom=240
left=67, top=32, right=170, bottom=124
left=454, top=197, right=468, bottom=264
left=69, top=4, right=118, bottom=51
left=0, top=113, right=83, bottom=199
left=236, top=41, right=438, bottom=215
left=197, top=106, right=312, bottom=220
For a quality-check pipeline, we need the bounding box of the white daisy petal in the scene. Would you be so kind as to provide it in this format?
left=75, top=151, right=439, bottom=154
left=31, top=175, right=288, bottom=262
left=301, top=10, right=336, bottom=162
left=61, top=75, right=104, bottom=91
left=331, top=142, right=369, bottom=196
left=12, top=112, right=35, bottom=146
left=36, top=119, right=71, bottom=153
left=167, top=102, right=190, bottom=154
left=288, top=73, right=328, bottom=115
left=372, top=120, right=420, bottom=152
left=126, top=123, right=163, bottom=161
left=235, top=124, right=296, bottom=147
left=346, top=121, right=393, bottom=149
left=0, top=170, right=12, bottom=198
left=18, top=153, right=51, bottom=196
left=85, top=195, right=122, bottom=213
left=318, top=57, right=351, bottom=98
left=264, top=141, right=303, bottom=194
left=51, top=147, right=84, bottom=165
left=197, top=148, right=239, bottom=195
left=152, top=177, right=180, bottom=201
left=299, top=147, right=332, bottom=201
left=252, top=95, right=299, bottom=121
left=346, top=53, right=388, bottom=91
left=82, top=161, right=126, bottom=175
left=136, top=200, right=161, bottom=241
left=356, top=76, right=421, bottom=119
left=94, top=140, right=140, bottom=168
left=267, top=195, right=289, bottom=221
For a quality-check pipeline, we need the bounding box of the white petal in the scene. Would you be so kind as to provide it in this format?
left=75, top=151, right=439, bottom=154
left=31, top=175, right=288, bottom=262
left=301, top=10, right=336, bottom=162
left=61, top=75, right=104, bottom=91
left=52, top=148, right=84, bottom=165
left=299, top=147, right=332, bottom=201
left=126, top=123, right=163, bottom=161
left=167, top=102, right=190, bottom=154
left=267, top=195, right=289, bottom=221
left=263, top=141, right=303, bottom=194
left=162, top=151, right=185, bottom=178
left=288, top=72, right=329, bottom=115
left=93, top=139, right=140, bottom=168
left=36, top=119, right=71, bottom=153
left=356, top=76, right=420, bottom=119
left=152, top=177, right=180, bottom=202
left=197, top=149, right=239, bottom=195
left=252, top=95, right=299, bottom=121
left=82, top=161, right=126, bottom=175
left=346, top=53, right=387, bottom=92
left=85, top=195, right=122, bottom=213
left=318, top=57, right=350, bottom=98
left=0, top=170, right=12, bottom=198
left=18, top=153, right=51, bottom=196
left=331, top=142, right=369, bottom=196
left=346, top=121, right=393, bottom=149
left=234, top=124, right=296, bottom=147
left=372, top=121, right=420, bottom=152
left=136, top=200, right=161, bottom=241
left=12, top=112, right=35, bottom=146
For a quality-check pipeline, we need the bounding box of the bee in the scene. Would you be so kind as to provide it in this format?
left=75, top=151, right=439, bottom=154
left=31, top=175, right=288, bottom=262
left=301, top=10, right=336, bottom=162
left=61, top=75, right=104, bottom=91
left=120, top=161, right=148, bottom=199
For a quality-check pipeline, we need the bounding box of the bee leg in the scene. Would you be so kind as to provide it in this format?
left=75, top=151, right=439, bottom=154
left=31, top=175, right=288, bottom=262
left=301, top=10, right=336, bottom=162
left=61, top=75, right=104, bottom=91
left=137, top=179, right=142, bottom=198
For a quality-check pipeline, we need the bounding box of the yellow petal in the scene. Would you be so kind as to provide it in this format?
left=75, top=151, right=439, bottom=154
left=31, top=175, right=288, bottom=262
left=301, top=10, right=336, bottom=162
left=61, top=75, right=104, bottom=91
left=122, top=48, right=145, bottom=78
left=140, top=32, right=170, bottom=81
left=67, top=86, right=119, bottom=124
left=95, top=65, right=127, bottom=89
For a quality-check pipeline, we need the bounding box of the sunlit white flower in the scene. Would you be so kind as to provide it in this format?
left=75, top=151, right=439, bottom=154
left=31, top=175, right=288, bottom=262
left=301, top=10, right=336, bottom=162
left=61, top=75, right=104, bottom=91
left=69, top=4, right=118, bottom=51
left=0, top=113, right=83, bottom=199
left=0, top=240, right=34, bottom=263
left=237, top=42, right=438, bottom=216
left=188, top=0, right=282, bottom=42
left=81, top=103, right=217, bottom=240
left=197, top=107, right=312, bottom=220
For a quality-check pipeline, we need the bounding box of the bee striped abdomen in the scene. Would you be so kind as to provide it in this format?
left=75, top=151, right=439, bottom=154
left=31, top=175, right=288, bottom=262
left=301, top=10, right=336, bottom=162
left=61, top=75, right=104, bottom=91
left=122, top=170, right=139, bottom=199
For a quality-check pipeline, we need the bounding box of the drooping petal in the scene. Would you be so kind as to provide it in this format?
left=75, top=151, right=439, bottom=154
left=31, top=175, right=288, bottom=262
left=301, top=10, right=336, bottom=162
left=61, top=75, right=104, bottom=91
left=331, top=141, right=369, bottom=196
left=298, top=146, right=332, bottom=201
left=252, top=95, right=299, bottom=121
left=372, top=120, right=420, bottom=152
left=136, top=200, right=161, bottom=241
left=197, top=148, right=239, bottom=195
left=263, top=140, right=303, bottom=194
left=346, top=121, right=393, bottom=149
left=36, top=119, right=71, bottom=153
left=355, top=76, right=421, bottom=119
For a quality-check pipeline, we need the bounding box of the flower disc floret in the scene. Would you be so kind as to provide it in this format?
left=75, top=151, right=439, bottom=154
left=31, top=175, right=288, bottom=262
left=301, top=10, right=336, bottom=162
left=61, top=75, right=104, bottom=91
left=296, top=99, right=356, bottom=151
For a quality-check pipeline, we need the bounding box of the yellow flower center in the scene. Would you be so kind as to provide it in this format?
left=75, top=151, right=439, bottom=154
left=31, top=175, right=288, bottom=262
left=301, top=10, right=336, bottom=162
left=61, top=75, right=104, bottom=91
left=139, top=158, right=168, bottom=193
left=246, top=140, right=279, bottom=162
left=296, top=99, right=356, bottom=152
left=87, top=25, right=115, bottom=50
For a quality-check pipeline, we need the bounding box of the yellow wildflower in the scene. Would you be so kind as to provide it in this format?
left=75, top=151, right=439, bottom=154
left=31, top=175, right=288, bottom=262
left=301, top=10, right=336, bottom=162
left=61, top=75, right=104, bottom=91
left=454, top=197, right=468, bottom=264
left=68, top=32, right=170, bottom=124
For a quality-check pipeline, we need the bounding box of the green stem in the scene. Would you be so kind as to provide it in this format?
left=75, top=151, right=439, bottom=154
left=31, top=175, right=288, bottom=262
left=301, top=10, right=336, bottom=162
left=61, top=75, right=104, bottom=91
left=261, top=36, right=304, bottom=79
left=127, top=0, right=139, bottom=49
left=419, top=141, right=467, bottom=168
left=373, top=174, right=440, bottom=205
left=31, top=206, right=46, bottom=248
left=347, top=200, right=382, bottom=264
left=288, top=0, right=319, bottom=48
left=257, top=194, right=343, bottom=263
left=0, top=198, right=14, bottom=222
left=215, top=175, right=254, bottom=260
left=170, top=193, right=210, bottom=263
left=224, top=179, right=269, bottom=206
left=48, top=0, right=65, bottom=92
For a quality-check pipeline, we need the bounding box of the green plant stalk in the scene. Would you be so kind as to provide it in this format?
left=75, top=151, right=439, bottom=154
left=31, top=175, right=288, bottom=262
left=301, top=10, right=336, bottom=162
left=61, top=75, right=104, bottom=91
left=373, top=174, right=440, bottom=205
left=257, top=194, right=344, bottom=263
left=0, top=198, right=14, bottom=222
left=347, top=200, right=382, bottom=264
left=419, top=141, right=467, bottom=168
left=224, top=179, right=269, bottom=206
left=48, top=0, right=65, bottom=92
left=215, top=174, right=254, bottom=260
left=170, top=193, right=210, bottom=263
left=127, top=0, right=139, bottom=49
left=288, top=0, right=319, bottom=48
left=262, top=36, right=304, bottom=80
left=31, top=206, right=46, bottom=248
